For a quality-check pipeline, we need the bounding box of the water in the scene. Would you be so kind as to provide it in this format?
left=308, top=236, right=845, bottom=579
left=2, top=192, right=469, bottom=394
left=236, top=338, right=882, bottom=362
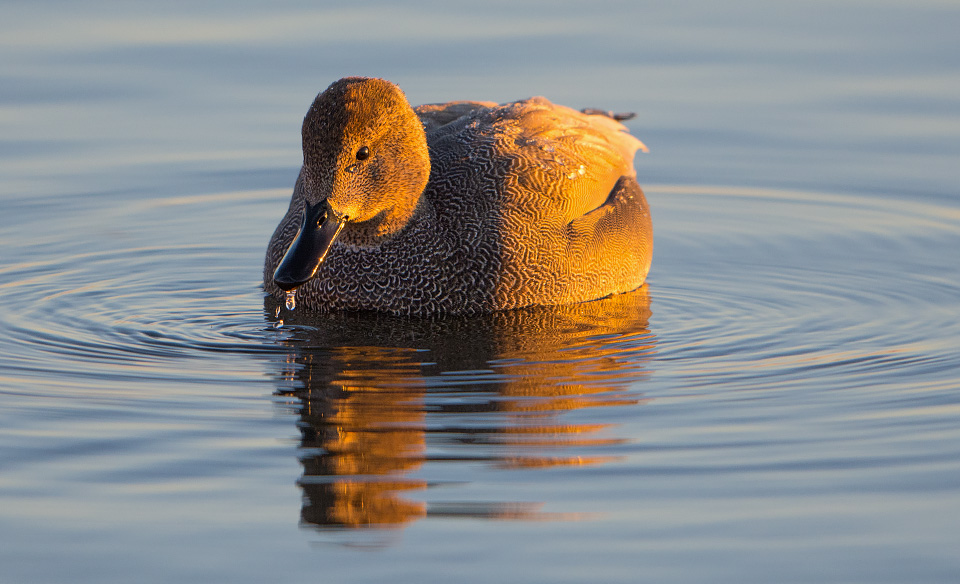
left=2, top=2, right=960, bottom=583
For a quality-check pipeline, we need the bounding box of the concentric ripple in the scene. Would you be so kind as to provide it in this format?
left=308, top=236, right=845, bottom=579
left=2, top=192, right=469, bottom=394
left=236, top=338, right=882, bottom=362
left=0, top=190, right=290, bottom=397
left=1, top=185, right=957, bottom=398
left=647, top=185, right=960, bottom=397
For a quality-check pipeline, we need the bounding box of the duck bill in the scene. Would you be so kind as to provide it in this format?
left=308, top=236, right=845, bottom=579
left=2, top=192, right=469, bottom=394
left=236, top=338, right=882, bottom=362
left=273, top=200, right=346, bottom=291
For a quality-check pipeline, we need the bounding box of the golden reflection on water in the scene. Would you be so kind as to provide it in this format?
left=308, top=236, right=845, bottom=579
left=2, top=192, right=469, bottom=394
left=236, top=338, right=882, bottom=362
left=266, top=286, right=655, bottom=529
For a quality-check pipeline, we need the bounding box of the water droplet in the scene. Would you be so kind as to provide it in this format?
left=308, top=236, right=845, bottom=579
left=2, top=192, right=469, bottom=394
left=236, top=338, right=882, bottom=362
left=285, top=290, right=297, bottom=311
left=578, top=164, right=586, bottom=175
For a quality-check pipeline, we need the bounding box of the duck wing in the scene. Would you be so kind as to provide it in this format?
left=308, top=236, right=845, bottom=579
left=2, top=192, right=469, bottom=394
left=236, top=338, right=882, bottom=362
left=496, top=97, right=646, bottom=222
left=418, top=96, right=645, bottom=222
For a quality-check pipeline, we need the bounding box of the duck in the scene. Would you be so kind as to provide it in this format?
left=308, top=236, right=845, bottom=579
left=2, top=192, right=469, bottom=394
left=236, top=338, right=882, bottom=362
left=264, top=77, right=652, bottom=316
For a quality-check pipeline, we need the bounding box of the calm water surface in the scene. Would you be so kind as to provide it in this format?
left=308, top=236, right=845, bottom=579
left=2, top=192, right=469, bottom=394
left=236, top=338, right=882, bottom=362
left=2, top=2, right=959, bottom=583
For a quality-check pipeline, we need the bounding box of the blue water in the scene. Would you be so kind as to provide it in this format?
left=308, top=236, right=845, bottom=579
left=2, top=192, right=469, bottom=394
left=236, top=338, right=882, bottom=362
left=2, top=2, right=959, bottom=583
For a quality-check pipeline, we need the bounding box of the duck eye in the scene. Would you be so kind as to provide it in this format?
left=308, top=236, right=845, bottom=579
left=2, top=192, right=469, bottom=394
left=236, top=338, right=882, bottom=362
left=356, top=146, right=370, bottom=161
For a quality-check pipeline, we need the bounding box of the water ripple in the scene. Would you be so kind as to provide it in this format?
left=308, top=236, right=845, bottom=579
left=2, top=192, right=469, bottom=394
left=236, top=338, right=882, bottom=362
left=647, top=185, right=960, bottom=397
left=0, top=185, right=956, bottom=397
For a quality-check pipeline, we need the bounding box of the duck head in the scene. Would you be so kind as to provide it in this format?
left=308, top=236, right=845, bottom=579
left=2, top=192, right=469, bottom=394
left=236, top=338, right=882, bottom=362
left=273, top=77, right=431, bottom=291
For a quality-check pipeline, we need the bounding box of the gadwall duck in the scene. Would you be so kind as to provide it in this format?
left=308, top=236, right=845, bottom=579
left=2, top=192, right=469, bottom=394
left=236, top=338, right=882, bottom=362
left=264, top=77, right=652, bottom=315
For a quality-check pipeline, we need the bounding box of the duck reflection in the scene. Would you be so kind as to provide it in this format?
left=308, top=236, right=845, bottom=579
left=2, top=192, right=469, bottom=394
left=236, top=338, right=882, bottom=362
left=265, top=287, right=655, bottom=530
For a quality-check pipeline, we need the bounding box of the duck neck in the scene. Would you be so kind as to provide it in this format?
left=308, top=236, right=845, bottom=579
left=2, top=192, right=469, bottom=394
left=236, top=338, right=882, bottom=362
left=337, top=187, right=433, bottom=248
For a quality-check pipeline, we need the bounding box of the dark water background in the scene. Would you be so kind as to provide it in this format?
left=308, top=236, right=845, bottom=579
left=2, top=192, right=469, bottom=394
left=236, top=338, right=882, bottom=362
left=2, top=2, right=959, bottom=582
